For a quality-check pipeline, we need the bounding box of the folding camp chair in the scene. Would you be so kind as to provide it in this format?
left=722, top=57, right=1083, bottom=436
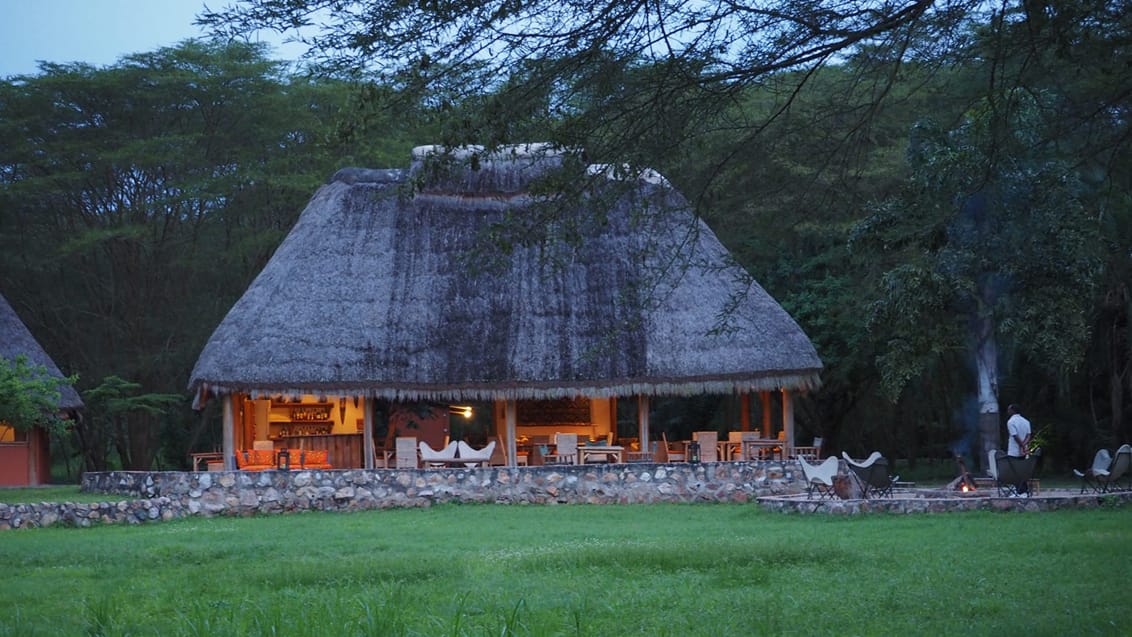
left=798, top=455, right=839, bottom=500
left=991, top=449, right=1040, bottom=497
left=842, top=451, right=898, bottom=498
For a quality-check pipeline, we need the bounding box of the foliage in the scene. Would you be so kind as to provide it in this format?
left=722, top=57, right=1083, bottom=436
left=77, top=376, right=184, bottom=471
left=4, top=3, right=1132, bottom=472
left=0, top=355, right=75, bottom=433
left=0, top=505, right=1130, bottom=635
left=0, top=39, right=422, bottom=469
left=198, top=1, right=987, bottom=190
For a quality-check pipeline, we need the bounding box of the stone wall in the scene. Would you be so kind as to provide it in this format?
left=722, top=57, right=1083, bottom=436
left=3, top=460, right=800, bottom=529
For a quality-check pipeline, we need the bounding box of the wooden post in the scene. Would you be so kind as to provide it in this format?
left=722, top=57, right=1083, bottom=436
left=637, top=395, right=650, bottom=454
left=362, top=396, right=374, bottom=469
left=740, top=392, right=751, bottom=432
left=761, top=391, right=772, bottom=438
left=222, top=394, right=235, bottom=470
left=782, top=389, right=794, bottom=457
left=505, top=399, right=518, bottom=467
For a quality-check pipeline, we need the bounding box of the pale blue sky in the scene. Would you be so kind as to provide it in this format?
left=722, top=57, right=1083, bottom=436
left=0, top=0, right=301, bottom=78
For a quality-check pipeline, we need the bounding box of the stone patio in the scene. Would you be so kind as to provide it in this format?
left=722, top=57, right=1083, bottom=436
left=757, top=487, right=1132, bottom=515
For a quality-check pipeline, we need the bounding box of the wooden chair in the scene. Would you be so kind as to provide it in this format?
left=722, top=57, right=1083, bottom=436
left=374, top=427, right=397, bottom=468
left=693, top=431, right=718, bottom=462
left=792, top=437, right=822, bottom=461
left=545, top=433, right=578, bottom=464
left=395, top=436, right=418, bottom=469
left=661, top=433, right=685, bottom=462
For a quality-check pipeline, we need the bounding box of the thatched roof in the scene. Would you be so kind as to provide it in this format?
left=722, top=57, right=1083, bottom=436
left=189, top=144, right=822, bottom=403
left=0, top=292, right=83, bottom=410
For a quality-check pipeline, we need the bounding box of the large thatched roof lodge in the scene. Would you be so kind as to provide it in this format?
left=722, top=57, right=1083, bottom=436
left=1, top=292, right=83, bottom=486
left=189, top=144, right=822, bottom=469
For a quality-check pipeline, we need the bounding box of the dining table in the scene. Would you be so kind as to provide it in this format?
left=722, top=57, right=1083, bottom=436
left=744, top=439, right=785, bottom=460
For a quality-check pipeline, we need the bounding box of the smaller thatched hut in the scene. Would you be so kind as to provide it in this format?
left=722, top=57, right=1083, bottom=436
left=0, top=292, right=83, bottom=486
left=190, top=144, right=822, bottom=469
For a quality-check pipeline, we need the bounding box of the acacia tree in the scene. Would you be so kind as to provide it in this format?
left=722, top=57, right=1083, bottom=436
left=852, top=91, right=1103, bottom=467
left=0, top=40, right=408, bottom=469
left=199, top=1, right=986, bottom=177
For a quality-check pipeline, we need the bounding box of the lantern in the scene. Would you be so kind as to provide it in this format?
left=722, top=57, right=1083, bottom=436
left=278, top=449, right=291, bottom=471
left=687, top=441, right=701, bottom=463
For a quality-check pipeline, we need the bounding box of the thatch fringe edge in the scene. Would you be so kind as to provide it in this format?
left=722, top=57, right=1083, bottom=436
left=194, top=372, right=822, bottom=405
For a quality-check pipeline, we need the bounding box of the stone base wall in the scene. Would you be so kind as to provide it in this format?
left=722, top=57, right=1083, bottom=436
left=4, top=461, right=800, bottom=529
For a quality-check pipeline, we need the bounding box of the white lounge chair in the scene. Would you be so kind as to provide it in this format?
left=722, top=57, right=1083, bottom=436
left=1073, top=444, right=1130, bottom=493
left=456, top=440, right=496, bottom=467
left=419, top=440, right=458, bottom=467
left=798, top=456, right=839, bottom=499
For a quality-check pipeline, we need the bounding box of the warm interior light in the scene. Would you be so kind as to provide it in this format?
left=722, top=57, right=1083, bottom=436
left=449, top=405, right=473, bottom=419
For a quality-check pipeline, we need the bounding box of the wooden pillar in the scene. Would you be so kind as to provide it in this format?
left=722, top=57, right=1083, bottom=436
left=637, top=395, right=650, bottom=453
left=610, top=396, right=618, bottom=439
left=505, top=399, right=518, bottom=467
left=222, top=394, right=235, bottom=470
left=782, top=389, right=794, bottom=456
left=761, top=391, right=772, bottom=438
left=740, top=392, right=751, bottom=431
left=362, top=396, right=374, bottom=469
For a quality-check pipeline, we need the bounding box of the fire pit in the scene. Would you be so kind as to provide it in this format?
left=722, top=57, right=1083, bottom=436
left=946, top=454, right=979, bottom=495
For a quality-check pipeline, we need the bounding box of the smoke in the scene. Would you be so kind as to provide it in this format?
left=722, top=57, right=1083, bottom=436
left=950, top=395, right=980, bottom=461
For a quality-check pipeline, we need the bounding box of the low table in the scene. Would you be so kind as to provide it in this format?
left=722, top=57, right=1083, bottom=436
left=579, top=445, right=624, bottom=464
left=191, top=452, right=224, bottom=472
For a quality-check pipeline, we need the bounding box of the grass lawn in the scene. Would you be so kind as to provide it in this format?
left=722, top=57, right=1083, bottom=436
left=0, top=485, right=129, bottom=505
left=1, top=503, right=1129, bottom=636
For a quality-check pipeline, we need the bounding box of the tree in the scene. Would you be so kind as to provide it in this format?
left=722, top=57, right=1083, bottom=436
left=199, top=1, right=987, bottom=177
left=852, top=90, right=1103, bottom=467
left=0, top=355, right=74, bottom=433
left=78, top=376, right=183, bottom=472
left=0, top=40, right=418, bottom=468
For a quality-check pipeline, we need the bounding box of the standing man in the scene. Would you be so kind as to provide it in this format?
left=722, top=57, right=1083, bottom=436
left=1006, top=404, right=1032, bottom=458
left=1005, top=404, right=1032, bottom=496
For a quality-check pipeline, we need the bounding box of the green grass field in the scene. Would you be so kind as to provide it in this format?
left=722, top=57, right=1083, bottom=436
left=1, top=502, right=1130, bottom=636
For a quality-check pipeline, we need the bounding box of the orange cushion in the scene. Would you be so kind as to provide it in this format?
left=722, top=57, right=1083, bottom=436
left=304, top=450, right=327, bottom=465
left=253, top=449, right=277, bottom=466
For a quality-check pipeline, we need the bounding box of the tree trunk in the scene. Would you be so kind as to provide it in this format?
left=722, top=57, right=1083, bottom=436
left=975, top=313, right=1000, bottom=472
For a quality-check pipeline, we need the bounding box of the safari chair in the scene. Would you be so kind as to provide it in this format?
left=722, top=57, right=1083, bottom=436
left=419, top=440, right=459, bottom=467
left=456, top=440, right=496, bottom=467
left=1119, top=444, right=1132, bottom=491
left=1074, top=445, right=1131, bottom=493
left=841, top=451, right=898, bottom=498
left=991, top=449, right=1040, bottom=497
left=798, top=455, right=839, bottom=500
left=1074, top=448, right=1113, bottom=493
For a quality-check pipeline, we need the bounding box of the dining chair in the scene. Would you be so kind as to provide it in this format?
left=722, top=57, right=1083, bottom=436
left=546, top=433, right=578, bottom=464
left=693, top=431, right=718, bottom=462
